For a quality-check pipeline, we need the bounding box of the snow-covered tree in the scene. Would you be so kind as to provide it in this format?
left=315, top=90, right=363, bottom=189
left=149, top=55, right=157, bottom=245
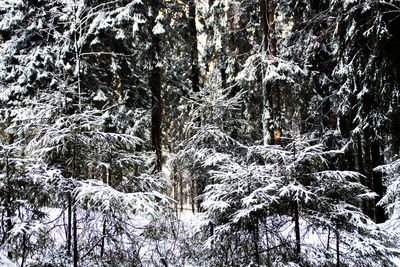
left=198, top=134, right=396, bottom=266
left=376, top=158, right=400, bottom=249
left=0, top=0, right=171, bottom=265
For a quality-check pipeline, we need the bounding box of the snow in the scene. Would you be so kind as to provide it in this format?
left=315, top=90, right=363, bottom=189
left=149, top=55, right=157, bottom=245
left=152, top=21, right=165, bottom=34
left=393, top=257, right=400, bottom=266
left=0, top=255, right=16, bottom=267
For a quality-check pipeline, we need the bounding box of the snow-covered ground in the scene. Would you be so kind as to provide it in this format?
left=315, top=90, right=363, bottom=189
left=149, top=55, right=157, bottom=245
left=0, top=254, right=16, bottom=267
left=2, top=207, right=399, bottom=266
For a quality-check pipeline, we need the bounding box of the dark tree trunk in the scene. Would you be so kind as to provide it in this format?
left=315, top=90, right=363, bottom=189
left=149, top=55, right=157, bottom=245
left=336, top=228, right=340, bottom=267
left=21, top=234, right=27, bottom=267
left=391, top=110, right=400, bottom=154
left=259, top=0, right=268, bottom=52
left=172, top=170, right=178, bottom=213
left=100, top=219, right=106, bottom=258
left=180, top=172, right=184, bottom=212
left=363, top=132, right=375, bottom=219
left=73, top=206, right=78, bottom=267
left=356, top=136, right=370, bottom=215
left=260, top=0, right=280, bottom=144
left=149, top=0, right=163, bottom=172
left=4, top=155, right=13, bottom=260
left=267, top=0, right=277, bottom=57
left=267, top=0, right=281, bottom=142
left=189, top=0, right=205, bottom=212
left=67, top=196, right=72, bottom=257
left=294, top=200, right=301, bottom=261
left=189, top=0, right=199, bottom=93
left=371, top=140, right=386, bottom=223
left=191, top=179, right=195, bottom=213
left=253, top=219, right=260, bottom=265
left=260, top=0, right=273, bottom=144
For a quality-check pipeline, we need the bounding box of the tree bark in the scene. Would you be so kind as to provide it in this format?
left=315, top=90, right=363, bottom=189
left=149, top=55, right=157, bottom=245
left=260, top=0, right=280, bottom=144
left=100, top=218, right=106, bottom=258
left=189, top=0, right=199, bottom=93
left=294, top=201, right=301, bottom=261
left=259, top=0, right=268, bottom=53
left=371, top=140, right=385, bottom=223
left=149, top=0, right=163, bottom=172
left=191, top=179, right=195, bottom=213
left=4, top=154, right=13, bottom=259
left=67, top=196, right=72, bottom=257
left=336, top=228, right=340, bottom=267
left=267, top=0, right=277, bottom=57
left=73, top=206, right=78, bottom=267
left=363, top=133, right=375, bottom=219
left=180, top=172, right=184, bottom=212
left=253, top=219, right=260, bottom=265
left=356, top=135, right=369, bottom=215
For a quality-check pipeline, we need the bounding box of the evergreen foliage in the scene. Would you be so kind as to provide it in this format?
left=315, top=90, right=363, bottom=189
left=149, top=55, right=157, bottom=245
left=1, top=0, right=400, bottom=266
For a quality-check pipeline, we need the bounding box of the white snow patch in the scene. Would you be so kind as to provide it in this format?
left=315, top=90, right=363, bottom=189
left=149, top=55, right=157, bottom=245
left=152, top=22, right=165, bottom=34
left=0, top=254, right=16, bottom=267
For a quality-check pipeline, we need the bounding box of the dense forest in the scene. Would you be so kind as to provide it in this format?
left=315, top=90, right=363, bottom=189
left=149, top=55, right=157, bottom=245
left=1, top=0, right=400, bottom=266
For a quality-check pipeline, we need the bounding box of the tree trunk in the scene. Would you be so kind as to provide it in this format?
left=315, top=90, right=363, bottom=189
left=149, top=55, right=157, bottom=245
left=259, top=0, right=268, bottom=53
left=100, top=218, right=106, bottom=258
left=336, top=229, right=340, bottom=267
left=326, top=228, right=331, bottom=250
left=191, top=179, right=195, bottom=213
left=356, top=136, right=370, bottom=215
left=267, top=0, right=281, bottom=143
left=260, top=0, right=272, bottom=144
left=67, top=196, right=72, bottom=257
left=180, top=172, right=184, bottom=212
left=4, top=155, right=13, bottom=260
left=363, top=131, right=375, bottom=219
left=260, top=0, right=279, bottom=145
left=267, top=0, right=277, bottom=57
left=189, top=0, right=199, bottom=93
left=73, top=206, right=78, bottom=267
left=391, top=110, right=400, bottom=154
left=253, top=219, right=260, bottom=265
left=172, top=170, right=178, bottom=213
left=150, top=0, right=163, bottom=172
left=371, top=140, right=385, bottom=223
left=294, top=200, right=301, bottom=261
left=21, top=234, right=27, bottom=267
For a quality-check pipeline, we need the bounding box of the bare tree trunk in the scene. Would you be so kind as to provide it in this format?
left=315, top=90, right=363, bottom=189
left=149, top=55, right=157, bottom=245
left=260, top=0, right=272, bottom=144
left=21, top=234, right=27, bottom=267
left=172, top=169, right=178, bottom=213
left=371, top=140, right=385, bottom=223
left=100, top=219, right=106, bottom=258
left=180, top=173, right=184, bottom=212
left=267, top=0, right=277, bottom=57
left=191, top=179, right=195, bottom=213
left=363, top=130, right=376, bottom=220
left=326, top=228, right=331, bottom=250
left=294, top=200, right=301, bottom=261
left=260, top=0, right=279, bottom=144
left=253, top=219, right=260, bottom=265
left=67, top=196, right=72, bottom=257
left=356, top=136, right=370, bottom=216
left=73, top=206, right=78, bottom=267
left=267, top=0, right=281, bottom=143
left=189, top=0, right=199, bottom=94
left=150, top=0, right=163, bottom=172
left=336, top=228, right=340, bottom=267
left=259, top=0, right=268, bottom=52
left=4, top=154, right=13, bottom=260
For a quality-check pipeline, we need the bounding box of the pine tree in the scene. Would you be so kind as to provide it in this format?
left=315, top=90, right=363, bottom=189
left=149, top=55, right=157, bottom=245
left=199, top=133, right=396, bottom=266
left=0, top=0, right=170, bottom=265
